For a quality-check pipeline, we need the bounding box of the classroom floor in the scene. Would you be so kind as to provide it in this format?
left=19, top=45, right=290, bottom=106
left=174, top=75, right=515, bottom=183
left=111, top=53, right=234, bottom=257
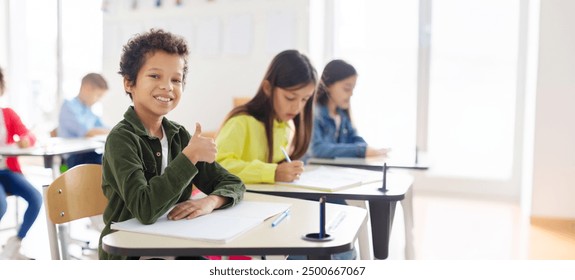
left=1, top=157, right=574, bottom=260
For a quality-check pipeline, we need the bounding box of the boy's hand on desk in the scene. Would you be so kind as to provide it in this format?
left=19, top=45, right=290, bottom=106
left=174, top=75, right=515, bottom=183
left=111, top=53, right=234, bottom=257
left=275, top=160, right=304, bottom=182
left=183, top=122, right=217, bottom=165
left=167, top=195, right=228, bottom=220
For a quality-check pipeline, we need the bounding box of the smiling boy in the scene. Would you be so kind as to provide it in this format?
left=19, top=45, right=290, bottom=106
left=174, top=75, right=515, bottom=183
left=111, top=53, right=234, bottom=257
left=98, top=29, right=245, bottom=260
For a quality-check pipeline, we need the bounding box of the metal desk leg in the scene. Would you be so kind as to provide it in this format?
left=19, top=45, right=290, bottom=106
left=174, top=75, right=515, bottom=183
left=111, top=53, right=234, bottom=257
left=368, top=200, right=396, bottom=260
left=46, top=222, right=60, bottom=260
left=43, top=155, right=60, bottom=180
left=47, top=155, right=72, bottom=259
left=57, top=224, right=71, bottom=260
left=345, top=199, right=373, bottom=260
left=401, top=187, right=415, bottom=259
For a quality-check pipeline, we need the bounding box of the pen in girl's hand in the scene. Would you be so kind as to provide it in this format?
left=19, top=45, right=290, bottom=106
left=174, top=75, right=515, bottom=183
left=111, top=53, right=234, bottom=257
left=280, top=147, right=292, bottom=162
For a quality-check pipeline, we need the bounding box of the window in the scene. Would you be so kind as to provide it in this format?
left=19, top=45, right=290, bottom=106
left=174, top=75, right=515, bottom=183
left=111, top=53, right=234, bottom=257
left=6, top=0, right=57, bottom=131
left=4, top=0, right=103, bottom=136
left=427, top=0, right=519, bottom=180
left=329, top=0, right=528, bottom=196
left=60, top=0, right=104, bottom=100
left=331, top=0, right=419, bottom=154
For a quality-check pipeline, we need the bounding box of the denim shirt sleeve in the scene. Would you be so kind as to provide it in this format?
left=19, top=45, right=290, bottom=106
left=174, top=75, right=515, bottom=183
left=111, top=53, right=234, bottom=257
left=310, top=107, right=367, bottom=158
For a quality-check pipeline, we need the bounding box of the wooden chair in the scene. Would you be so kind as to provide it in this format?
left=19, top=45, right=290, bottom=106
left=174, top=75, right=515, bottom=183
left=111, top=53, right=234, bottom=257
left=233, top=96, right=251, bottom=107
left=43, top=164, right=107, bottom=260
left=202, top=130, right=217, bottom=139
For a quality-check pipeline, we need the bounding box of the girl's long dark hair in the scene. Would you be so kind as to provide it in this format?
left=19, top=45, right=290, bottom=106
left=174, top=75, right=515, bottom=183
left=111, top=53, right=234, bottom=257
left=223, top=50, right=317, bottom=162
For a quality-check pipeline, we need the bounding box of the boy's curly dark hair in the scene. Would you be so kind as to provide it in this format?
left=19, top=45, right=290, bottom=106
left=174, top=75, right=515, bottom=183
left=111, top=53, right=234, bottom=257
left=119, top=29, right=189, bottom=99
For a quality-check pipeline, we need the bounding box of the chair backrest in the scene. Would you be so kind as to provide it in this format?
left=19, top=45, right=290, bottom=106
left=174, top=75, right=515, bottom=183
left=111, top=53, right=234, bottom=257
left=233, top=96, right=251, bottom=107
left=43, top=164, right=107, bottom=259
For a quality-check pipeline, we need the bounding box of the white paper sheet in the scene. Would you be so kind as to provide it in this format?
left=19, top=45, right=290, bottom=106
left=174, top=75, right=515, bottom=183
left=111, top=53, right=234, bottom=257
left=111, top=201, right=290, bottom=243
left=277, top=166, right=382, bottom=192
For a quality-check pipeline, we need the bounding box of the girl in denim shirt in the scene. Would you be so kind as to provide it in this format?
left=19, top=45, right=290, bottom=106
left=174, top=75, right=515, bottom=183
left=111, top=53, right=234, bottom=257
left=310, top=60, right=388, bottom=159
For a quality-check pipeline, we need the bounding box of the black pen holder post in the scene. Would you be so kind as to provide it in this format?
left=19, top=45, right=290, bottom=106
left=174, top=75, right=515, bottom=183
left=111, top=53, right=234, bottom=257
left=302, top=196, right=333, bottom=242
left=380, top=163, right=388, bottom=192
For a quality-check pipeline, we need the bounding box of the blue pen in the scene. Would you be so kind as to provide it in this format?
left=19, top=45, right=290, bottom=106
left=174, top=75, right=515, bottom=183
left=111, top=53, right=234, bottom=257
left=327, top=211, right=346, bottom=232
left=319, top=196, right=326, bottom=239
left=280, top=147, right=292, bottom=162
left=272, top=209, right=290, bottom=227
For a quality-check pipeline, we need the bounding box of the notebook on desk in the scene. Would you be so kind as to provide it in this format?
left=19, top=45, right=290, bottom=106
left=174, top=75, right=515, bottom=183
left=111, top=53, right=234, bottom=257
left=110, top=201, right=290, bottom=244
left=277, top=166, right=382, bottom=192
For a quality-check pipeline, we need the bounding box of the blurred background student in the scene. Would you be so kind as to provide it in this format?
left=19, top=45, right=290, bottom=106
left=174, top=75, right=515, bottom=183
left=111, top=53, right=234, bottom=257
left=309, top=59, right=388, bottom=159
left=57, top=73, right=110, bottom=169
left=0, top=67, right=42, bottom=260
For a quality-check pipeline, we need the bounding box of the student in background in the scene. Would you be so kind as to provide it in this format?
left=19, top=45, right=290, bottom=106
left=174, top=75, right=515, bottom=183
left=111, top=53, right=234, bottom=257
left=215, top=50, right=316, bottom=184
left=0, top=67, right=42, bottom=260
left=309, top=59, right=389, bottom=159
left=98, top=29, right=245, bottom=260
left=58, top=73, right=110, bottom=168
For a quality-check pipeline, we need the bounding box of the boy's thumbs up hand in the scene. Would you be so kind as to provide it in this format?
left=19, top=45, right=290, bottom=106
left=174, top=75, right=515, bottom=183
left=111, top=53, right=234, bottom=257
left=192, top=122, right=202, bottom=137
left=183, top=122, right=217, bottom=165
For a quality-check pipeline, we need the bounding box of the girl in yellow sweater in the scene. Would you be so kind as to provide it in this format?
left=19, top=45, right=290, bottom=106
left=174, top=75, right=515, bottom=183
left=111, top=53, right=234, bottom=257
left=216, top=50, right=317, bottom=184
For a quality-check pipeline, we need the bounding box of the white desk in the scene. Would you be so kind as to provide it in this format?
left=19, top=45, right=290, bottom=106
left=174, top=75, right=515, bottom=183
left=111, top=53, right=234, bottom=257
left=0, top=137, right=104, bottom=179
left=247, top=168, right=414, bottom=260
left=306, top=153, right=426, bottom=260
left=307, top=151, right=428, bottom=171
left=102, top=192, right=367, bottom=260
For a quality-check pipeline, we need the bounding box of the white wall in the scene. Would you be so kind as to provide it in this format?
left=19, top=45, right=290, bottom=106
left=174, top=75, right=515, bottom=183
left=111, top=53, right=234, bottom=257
left=0, top=0, right=7, bottom=66
left=101, top=0, right=311, bottom=133
left=530, top=0, right=575, bottom=219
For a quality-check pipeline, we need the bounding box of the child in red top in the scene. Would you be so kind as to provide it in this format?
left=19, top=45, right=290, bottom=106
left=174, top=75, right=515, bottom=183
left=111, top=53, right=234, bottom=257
left=0, top=66, right=42, bottom=260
